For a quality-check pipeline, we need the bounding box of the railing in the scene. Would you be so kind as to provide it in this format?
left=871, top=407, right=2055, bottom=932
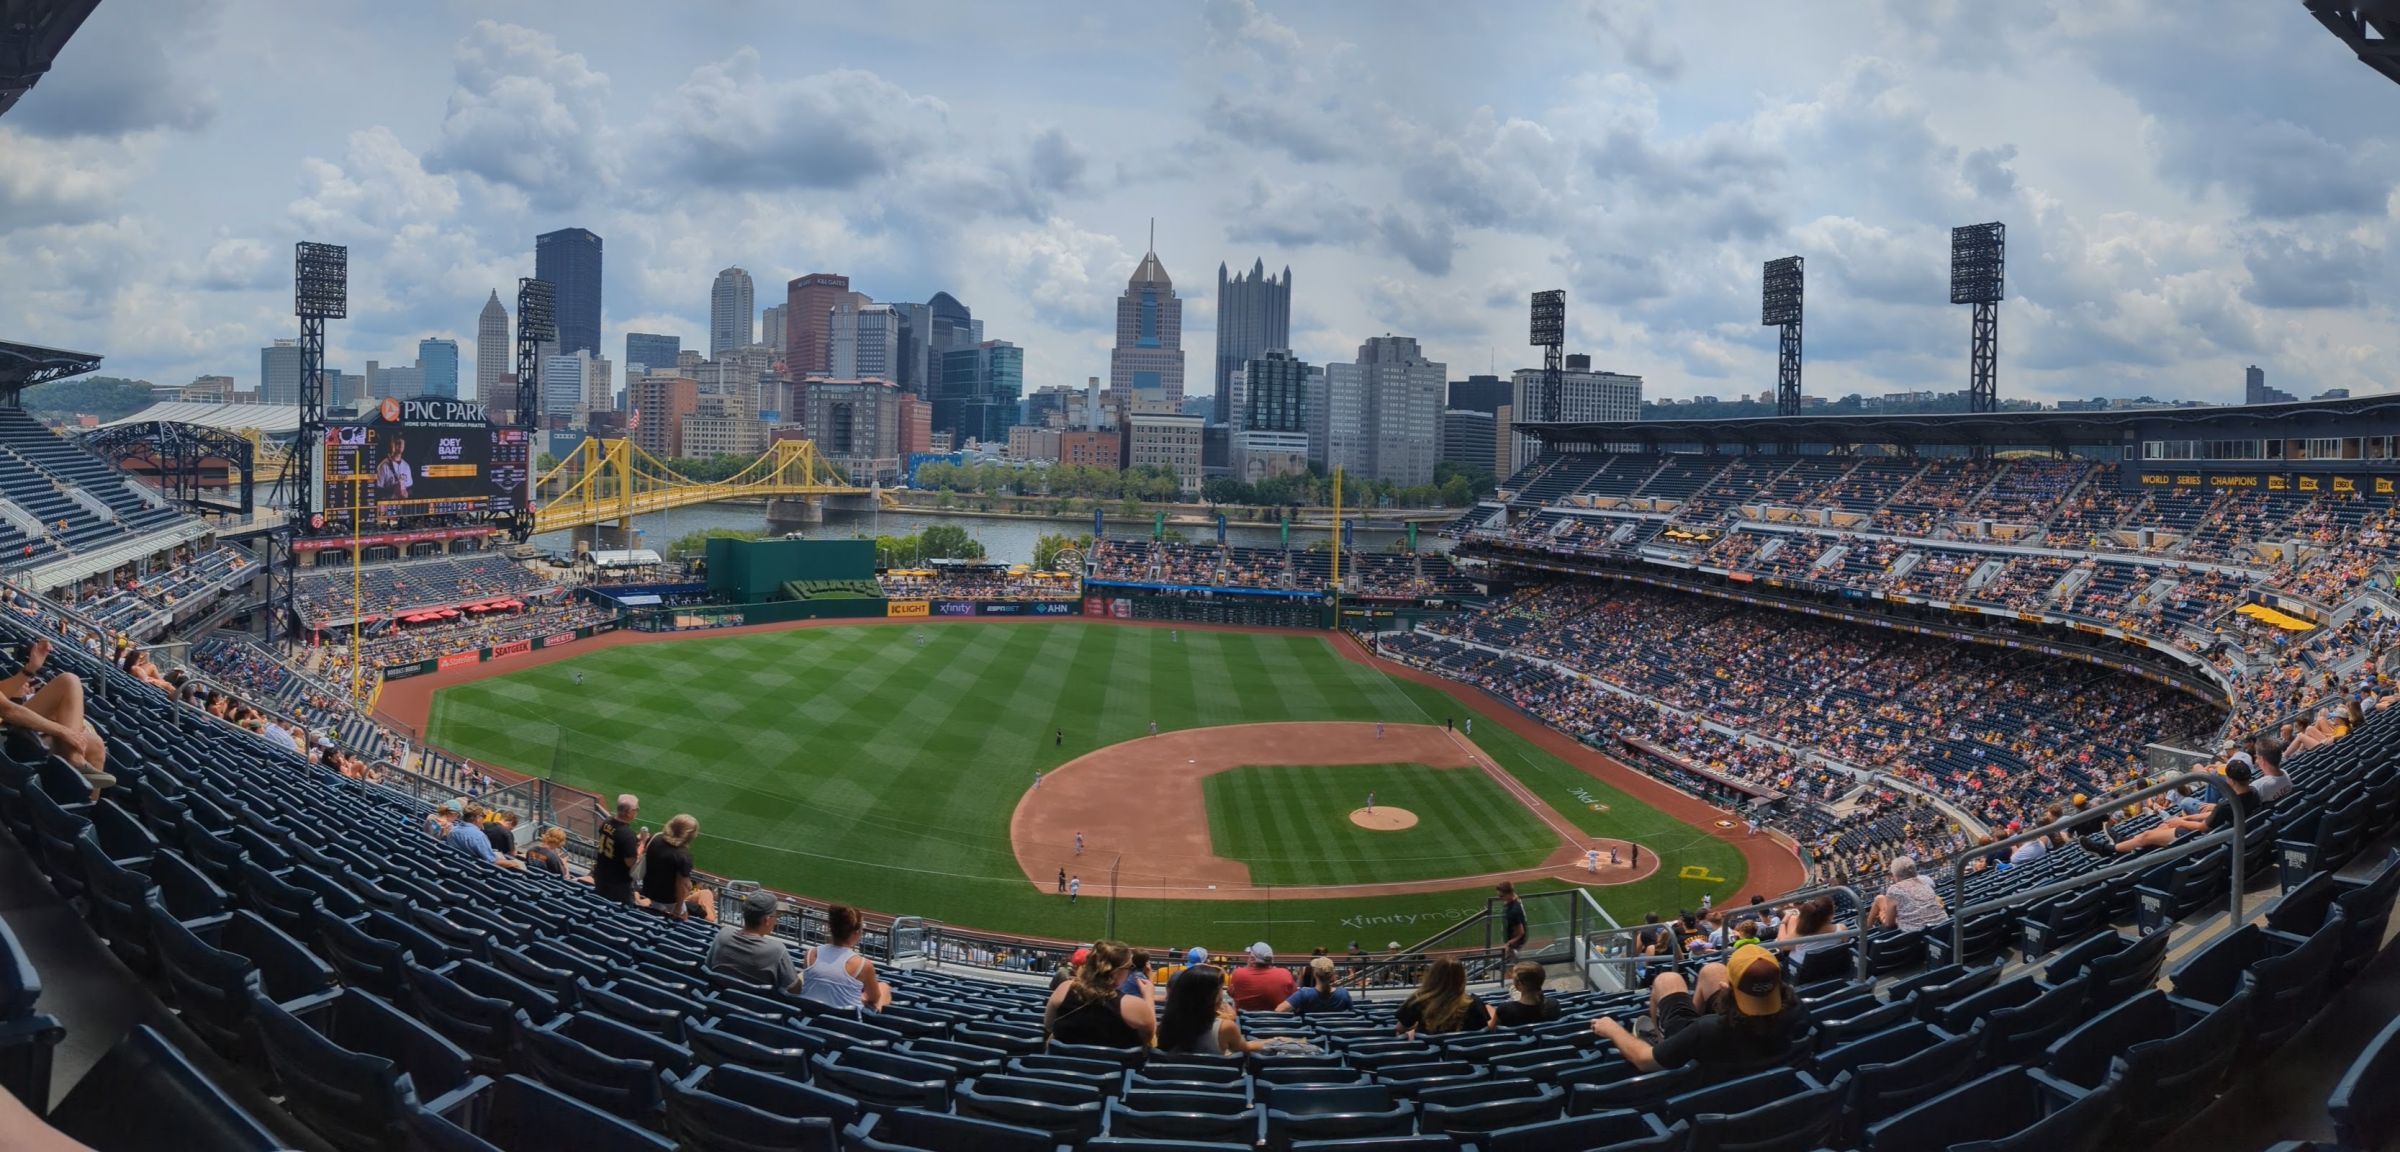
left=1571, top=883, right=1869, bottom=991
left=1943, top=770, right=2247, bottom=960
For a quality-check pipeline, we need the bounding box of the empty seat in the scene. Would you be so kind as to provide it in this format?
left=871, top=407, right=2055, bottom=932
left=1415, top=1078, right=1562, bottom=1137
left=1865, top=1065, right=2114, bottom=1152
left=687, top=1013, right=826, bottom=1080
left=0, top=918, right=63, bottom=1110
left=1103, top=1097, right=1263, bottom=1142
left=662, top=1065, right=840, bottom=1152
left=44, top=1025, right=287, bottom=1152
left=954, top=1075, right=1105, bottom=1143
left=519, top=1011, right=693, bottom=1120
left=2328, top=1014, right=2400, bottom=1152
left=405, top=1073, right=674, bottom=1152
left=249, top=986, right=491, bottom=1151
left=845, top=1107, right=1059, bottom=1152
left=2167, top=915, right=2342, bottom=1056
left=1481, top=1107, right=1677, bottom=1152
left=2043, top=988, right=2246, bottom=1147
left=1265, top=1099, right=1417, bottom=1151
left=808, top=1050, right=952, bottom=1113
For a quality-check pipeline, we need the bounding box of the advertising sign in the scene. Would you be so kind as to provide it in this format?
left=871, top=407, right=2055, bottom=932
left=887, top=600, right=930, bottom=618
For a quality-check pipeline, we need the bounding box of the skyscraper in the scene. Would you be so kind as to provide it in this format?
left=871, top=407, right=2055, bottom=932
left=829, top=303, right=899, bottom=380
left=785, top=273, right=850, bottom=377
left=534, top=227, right=604, bottom=357
left=475, top=291, right=509, bottom=403
left=1108, top=242, right=1184, bottom=409
left=260, top=339, right=302, bottom=406
left=625, top=333, right=680, bottom=377
left=1316, top=335, right=1445, bottom=486
left=936, top=340, right=1024, bottom=447
left=418, top=338, right=459, bottom=399
left=1213, top=258, right=1291, bottom=425
left=1231, top=349, right=1314, bottom=434
left=2245, top=365, right=2296, bottom=405
left=760, top=304, right=787, bottom=358
left=1506, top=361, right=1640, bottom=473
left=710, top=267, right=754, bottom=359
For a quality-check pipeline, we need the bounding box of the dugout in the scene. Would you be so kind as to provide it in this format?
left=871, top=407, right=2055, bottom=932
left=705, top=537, right=877, bottom=603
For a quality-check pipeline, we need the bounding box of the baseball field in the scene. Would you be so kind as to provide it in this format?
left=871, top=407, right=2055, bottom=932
left=418, top=621, right=1759, bottom=951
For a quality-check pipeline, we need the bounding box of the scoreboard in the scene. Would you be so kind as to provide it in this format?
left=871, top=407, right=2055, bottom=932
left=323, top=397, right=527, bottom=523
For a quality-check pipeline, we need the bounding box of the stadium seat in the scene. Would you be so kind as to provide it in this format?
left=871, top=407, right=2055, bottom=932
left=1903, top=963, right=2002, bottom=1022
left=1864, top=1065, right=2113, bottom=1152
left=1085, top=1141, right=1252, bottom=1152
left=405, top=1073, right=674, bottom=1152
left=1967, top=974, right=2091, bottom=1065
left=1681, top=1070, right=1848, bottom=1152
left=1103, top=1097, right=1263, bottom=1142
left=43, top=1025, right=287, bottom=1151
left=687, top=1013, right=826, bottom=1080
left=250, top=986, right=491, bottom=1150
left=807, top=1050, right=952, bottom=1113
left=1829, top=1026, right=1977, bottom=1141
left=2046, top=987, right=2247, bottom=1147
left=1564, top=1061, right=1702, bottom=1115
left=845, top=1107, right=1060, bottom=1152
left=2327, top=1014, right=2400, bottom=1152
left=954, top=1076, right=1106, bottom=1142
left=0, top=918, right=63, bottom=1112
left=402, top=960, right=539, bottom=1076
left=1264, top=1099, right=1417, bottom=1151
left=1414, top=1078, right=1562, bottom=1136
left=661, top=1065, right=840, bottom=1152
left=2169, top=912, right=2344, bottom=1057
left=2135, top=845, right=2231, bottom=931
left=147, top=897, right=337, bottom=1061
left=519, top=1010, right=691, bottom=1120
left=2078, top=926, right=2170, bottom=1009
left=1480, top=1107, right=1677, bottom=1152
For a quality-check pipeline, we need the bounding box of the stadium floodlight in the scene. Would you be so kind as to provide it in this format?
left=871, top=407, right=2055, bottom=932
left=1950, top=223, right=2004, bottom=414
left=1762, top=257, right=1804, bottom=417
left=295, top=242, right=347, bottom=319
left=1529, top=290, right=1565, bottom=421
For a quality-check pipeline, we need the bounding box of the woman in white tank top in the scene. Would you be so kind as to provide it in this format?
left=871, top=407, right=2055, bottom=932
left=798, top=905, right=890, bottom=1013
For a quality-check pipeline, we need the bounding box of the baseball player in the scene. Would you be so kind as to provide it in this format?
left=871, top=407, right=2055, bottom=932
left=1585, top=847, right=1601, bottom=873
left=1068, top=876, right=1080, bottom=904
left=1074, top=832, right=1084, bottom=855
left=1033, top=769, right=1043, bottom=790
left=1366, top=791, right=1376, bottom=815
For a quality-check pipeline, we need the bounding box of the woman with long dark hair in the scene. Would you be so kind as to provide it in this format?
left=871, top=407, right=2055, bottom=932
left=1495, top=961, right=1560, bottom=1026
left=1044, top=940, right=1155, bottom=1049
left=1394, top=956, right=1492, bottom=1037
left=1155, top=965, right=1266, bottom=1055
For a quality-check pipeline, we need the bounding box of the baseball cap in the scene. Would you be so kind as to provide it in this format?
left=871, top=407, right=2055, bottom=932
left=741, top=890, right=779, bottom=917
left=1248, top=942, right=1274, bottom=963
left=436, top=799, right=463, bottom=815
left=1069, top=947, right=1091, bottom=966
left=1725, top=944, right=1785, bottom=1017
left=1185, top=946, right=1209, bottom=967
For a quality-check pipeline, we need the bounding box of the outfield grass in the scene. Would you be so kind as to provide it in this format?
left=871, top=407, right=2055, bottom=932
left=1203, top=763, right=1558, bottom=886
left=423, top=622, right=1747, bottom=950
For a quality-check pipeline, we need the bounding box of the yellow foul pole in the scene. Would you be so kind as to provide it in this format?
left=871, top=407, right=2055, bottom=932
left=1331, top=466, right=1343, bottom=596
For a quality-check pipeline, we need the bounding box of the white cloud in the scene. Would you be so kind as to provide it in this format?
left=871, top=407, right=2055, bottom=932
left=426, top=21, right=615, bottom=209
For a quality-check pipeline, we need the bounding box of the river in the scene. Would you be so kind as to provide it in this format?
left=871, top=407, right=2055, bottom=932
left=530, top=501, right=1450, bottom=567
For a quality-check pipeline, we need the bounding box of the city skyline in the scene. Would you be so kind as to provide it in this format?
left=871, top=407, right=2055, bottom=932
left=0, top=2, right=2393, bottom=407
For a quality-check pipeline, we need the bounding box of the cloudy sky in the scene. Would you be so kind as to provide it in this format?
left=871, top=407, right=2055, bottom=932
left=1, top=0, right=2393, bottom=405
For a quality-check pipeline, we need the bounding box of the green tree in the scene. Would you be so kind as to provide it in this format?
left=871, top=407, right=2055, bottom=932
left=916, top=523, right=986, bottom=561
left=20, top=376, right=159, bottom=421
left=664, top=527, right=765, bottom=559
left=1032, top=532, right=1091, bottom=571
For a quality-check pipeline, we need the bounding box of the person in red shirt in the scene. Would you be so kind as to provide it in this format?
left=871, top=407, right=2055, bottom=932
left=1226, top=942, right=1295, bottom=1011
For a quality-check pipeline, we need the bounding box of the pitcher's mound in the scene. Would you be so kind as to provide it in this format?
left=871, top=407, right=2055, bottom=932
left=1351, top=807, right=1419, bottom=830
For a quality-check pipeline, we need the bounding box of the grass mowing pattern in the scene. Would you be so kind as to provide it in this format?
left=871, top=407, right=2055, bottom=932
left=1203, top=763, right=1558, bottom=886
left=424, top=622, right=1747, bottom=950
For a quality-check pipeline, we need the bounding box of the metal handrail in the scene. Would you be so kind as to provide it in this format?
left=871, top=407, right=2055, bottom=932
left=1573, top=882, right=1867, bottom=986
left=1945, top=770, right=2248, bottom=960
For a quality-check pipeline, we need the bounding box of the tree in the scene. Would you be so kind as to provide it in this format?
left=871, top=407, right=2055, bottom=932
left=915, top=523, right=986, bottom=561
left=665, top=527, right=765, bottom=559
left=20, top=376, right=158, bottom=421
left=1032, top=532, right=1090, bottom=571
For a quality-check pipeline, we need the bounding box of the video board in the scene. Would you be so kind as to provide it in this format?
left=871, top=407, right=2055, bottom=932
left=324, top=397, right=526, bottom=523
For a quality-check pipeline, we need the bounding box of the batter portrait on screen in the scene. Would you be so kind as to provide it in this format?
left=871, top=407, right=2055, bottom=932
left=375, top=434, right=414, bottom=502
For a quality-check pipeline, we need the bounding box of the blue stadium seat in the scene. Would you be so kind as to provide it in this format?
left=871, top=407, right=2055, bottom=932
left=2167, top=913, right=2344, bottom=1056
left=844, top=1107, right=1059, bottom=1152
left=1480, top=1107, right=1677, bottom=1152
left=147, top=896, right=337, bottom=1061
left=1264, top=1099, right=1416, bottom=1151
left=44, top=1024, right=287, bottom=1151
left=807, top=1049, right=952, bottom=1112
left=0, top=918, right=63, bottom=1112
left=1085, top=1141, right=1253, bottom=1152
left=1103, top=1098, right=1263, bottom=1143
left=250, top=986, right=491, bottom=1151
left=2044, top=988, right=2246, bottom=1147
left=1291, top=1138, right=1462, bottom=1152
left=1829, top=1026, right=1977, bottom=1142
left=1682, top=1070, right=1848, bottom=1152
left=2078, top=926, right=2170, bottom=1009
left=2328, top=1014, right=2400, bottom=1152
left=1563, top=1060, right=1702, bottom=1115
left=954, top=1075, right=1106, bottom=1142
left=1864, top=1065, right=2112, bottom=1152
left=1414, top=1078, right=1562, bottom=1137
left=661, top=1065, right=840, bottom=1152
left=519, top=1010, right=691, bottom=1120
left=1966, top=973, right=2090, bottom=1066
left=404, top=1073, right=673, bottom=1152
left=687, top=1012, right=826, bottom=1080
left=402, top=959, right=545, bottom=1076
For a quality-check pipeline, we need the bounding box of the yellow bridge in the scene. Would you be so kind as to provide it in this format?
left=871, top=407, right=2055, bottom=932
left=531, top=437, right=877, bottom=536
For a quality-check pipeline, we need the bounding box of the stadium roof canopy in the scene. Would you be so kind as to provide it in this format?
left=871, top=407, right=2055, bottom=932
left=103, top=401, right=302, bottom=436
left=2306, top=0, right=2400, bottom=88
left=0, top=339, right=102, bottom=396
left=0, top=1, right=102, bottom=120
left=1519, top=393, right=2400, bottom=452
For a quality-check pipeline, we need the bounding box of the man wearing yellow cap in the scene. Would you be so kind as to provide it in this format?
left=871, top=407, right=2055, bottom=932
left=1589, top=943, right=1809, bottom=1072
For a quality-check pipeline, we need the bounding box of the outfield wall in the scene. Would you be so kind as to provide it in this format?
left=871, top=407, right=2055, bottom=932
left=1082, top=591, right=1333, bottom=629
left=379, top=619, right=623, bottom=679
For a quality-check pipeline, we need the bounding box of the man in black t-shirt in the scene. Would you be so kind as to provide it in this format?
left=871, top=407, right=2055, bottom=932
left=2082, top=764, right=2257, bottom=857
left=1590, top=944, right=1810, bottom=1072
left=1498, top=882, right=1528, bottom=963
left=591, top=793, right=644, bottom=904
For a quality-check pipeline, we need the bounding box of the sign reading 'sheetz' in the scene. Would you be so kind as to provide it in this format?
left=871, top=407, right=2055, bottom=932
left=373, top=397, right=490, bottom=426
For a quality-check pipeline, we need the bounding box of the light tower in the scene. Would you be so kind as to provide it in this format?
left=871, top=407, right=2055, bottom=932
left=272, top=242, right=346, bottom=646
left=1762, top=256, right=1804, bottom=417
left=512, top=277, right=556, bottom=541
left=1950, top=222, right=2005, bottom=414
left=1529, top=290, right=1565, bottom=421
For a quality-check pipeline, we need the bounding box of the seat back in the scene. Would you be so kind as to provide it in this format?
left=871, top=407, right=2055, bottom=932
left=1481, top=1108, right=1675, bottom=1152
left=662, top=1067, right=839, bottom=1152
left=1841, top=1029, right=1978, bottom=1139
left=249, top=989, right=410, bottom=1150
left=1264, top=1101, right=1417, bottom=1151
left=2082, top=927, right=2169, bottom=1008
left=2328, top=1014, right=2400, bottom=1152
left=1684, top=1071, right=1847, bottom=1152
left=520, top=1013, right=672, bottom=1120
left=2242, top=913, right=2343, bottom=1053
left=410, top=1074, right=674, bottom=1152
left=856, top=1106, right=1062, bottom=1152
left=45, top=1025, right=286, bottom=1152
left=2104, top=988, right=2248, bottom=1147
